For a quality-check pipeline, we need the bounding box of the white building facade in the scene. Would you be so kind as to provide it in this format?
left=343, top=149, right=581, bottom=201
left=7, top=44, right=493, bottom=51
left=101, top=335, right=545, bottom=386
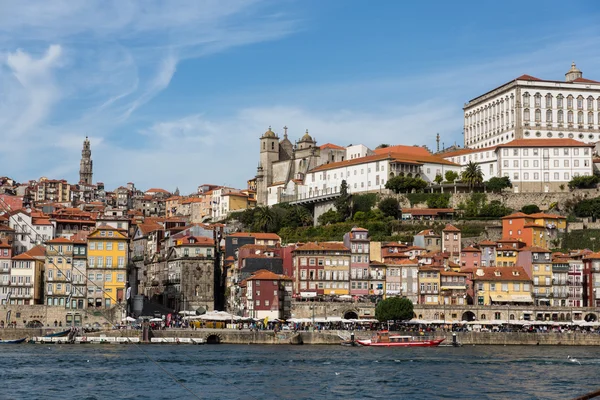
left=464, top=63, right=600, bottom=150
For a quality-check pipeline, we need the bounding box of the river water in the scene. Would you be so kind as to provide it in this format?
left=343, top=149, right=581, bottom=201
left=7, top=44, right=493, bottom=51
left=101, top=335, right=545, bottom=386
left=2, top=344, right=599, bottom=399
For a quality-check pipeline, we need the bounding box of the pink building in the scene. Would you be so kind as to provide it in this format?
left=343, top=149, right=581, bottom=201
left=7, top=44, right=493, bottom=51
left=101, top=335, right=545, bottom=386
left=460, top=246, right=482, bottom=270
left=442, top=224, right=461, bottom=264
left=344, top=227, right=370, bottom=296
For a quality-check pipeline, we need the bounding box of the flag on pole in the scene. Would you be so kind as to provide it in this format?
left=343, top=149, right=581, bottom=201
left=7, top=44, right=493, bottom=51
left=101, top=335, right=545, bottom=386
left=6, top=310, right=11, bottom=324
left=126, top=287, right=131, bottom=300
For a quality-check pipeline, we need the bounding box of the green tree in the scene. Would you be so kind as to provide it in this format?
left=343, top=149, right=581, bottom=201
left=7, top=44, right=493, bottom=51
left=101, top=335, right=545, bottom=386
left=462, top=193, right=487, bottom=217
left=461, top=161, right=484, bottom=190
left=376, top=144, right=390, bottom=149
left=352, top=193, right=378, bottom=214
left=573, top=198, right=600, bottom=220
left=252, top=206, right=277, bottom=232
left=478, top=200, right=512, bottom=218
left=444, top=170, right=459, bottom=183
left=375, top=297, right=414, bottom=322
left=378, top=197, right=401, bottom=219
left=426, top=193, right=451, bottom=209
left=286, top=205, right=313, bottom=227
left=568, top=175, right=600, bottom=189
left=485, top=176, right=512, bottom=193
left=434, top=174, right=443, bottom=184
left=334, top=180, right=351, bottom=221
left=385, top=176, right=428, bottom=194
left=317, top=209, right=341, bottom=225
left=521, top=204, right=540, bottom=214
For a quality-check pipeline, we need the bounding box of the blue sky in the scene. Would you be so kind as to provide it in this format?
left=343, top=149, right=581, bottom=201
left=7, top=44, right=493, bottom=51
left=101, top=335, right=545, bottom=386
left=1, top=0, right=600, bottom=194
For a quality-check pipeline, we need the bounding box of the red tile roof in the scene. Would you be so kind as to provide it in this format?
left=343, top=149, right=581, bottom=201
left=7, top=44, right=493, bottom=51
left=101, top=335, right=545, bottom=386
left=516, top=74, right=542, bottom=81
left=247, top=270, right=292, bottom=281
left=320, top=143, right=345, bottom=150
left=293, top=242, right=349, bottom=252
left=228, top=232, right=281, bottom=241
left=442, top=224, right=460, bottom=232
left=471, top=266, right=531, bottom=282
left=46, top=237, right=73, bottom=244
left=462, top=246, right=481, bottom=252
left=520, top=246, right=551, bottom=253
left=478, top=240, right=497, bottom=246
left=373, top=145, right=432, bottom=157
left=501, top=212, right=530, bottom=220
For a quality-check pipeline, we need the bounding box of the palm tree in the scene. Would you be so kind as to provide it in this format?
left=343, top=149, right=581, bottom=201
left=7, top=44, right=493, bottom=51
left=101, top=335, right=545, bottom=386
left=253, top=206, right=276, bottom=232
left=462, top=162, right=483, bottom=190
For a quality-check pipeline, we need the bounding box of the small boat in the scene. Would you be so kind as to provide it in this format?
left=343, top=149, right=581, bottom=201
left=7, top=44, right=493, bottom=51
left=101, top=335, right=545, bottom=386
left=0, top=338, right=27, bottom=344
left=357, top=331, right=444, bottom=347
left=341, top=340, right=361, bottom=347
left=43, top=329, right=71, bottom=338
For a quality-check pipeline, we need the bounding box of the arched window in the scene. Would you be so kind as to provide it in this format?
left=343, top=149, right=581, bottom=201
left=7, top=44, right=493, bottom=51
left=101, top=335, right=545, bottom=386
left=558, top=110, right=564, bottom=123
left=262, top=142, right=265, bottom=150
left=524, top=109, right=530, bottom=121
left=546, top=93, right=553, bottom=108
left=535, top=109, right=541, bottom=122
left=567, top=95, right=573, bottom=109
left=546, top=110, right=552, bottom=122
left=480, top=314, right=487, bottom=320
left=597, top=97, right=600, bottom=110
left=534, top=93, right=541, bottom=107
left=588, top=96, right=594, bottom=110
left=557, top=94, right=564, bottom=108
left=271, top=141, right=275, bottom=150
left=523, top=92, right=530, bottom=107
left=588, top=112, right=594, bottom=125
left=577, top=95, right=584, bottom=109
left=578, top=111, right=584, bottom=124
left=568, top=110, right=573, bottom=123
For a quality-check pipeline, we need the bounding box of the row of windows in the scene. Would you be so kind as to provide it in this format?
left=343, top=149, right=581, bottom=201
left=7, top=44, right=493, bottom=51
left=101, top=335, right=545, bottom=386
left=478, top=282, right=531, bottom=292
left=89, top=241, right=126, bottom=251
left=87, top=257, right=126, bottom=267
left=523, top=131, right=598, bottom=140
left=503, top=159, right=590, bottom=168
left=502, top=147, right=589, bottom=156
left=524, top=109, right=600, bottom=125
left=87, top=273, right=125, bottom=282
left=508, top=172, right=583, bottom=181
left=1, top=275, right=31, bottom=284
left=523, top=93, right=600, bottom=111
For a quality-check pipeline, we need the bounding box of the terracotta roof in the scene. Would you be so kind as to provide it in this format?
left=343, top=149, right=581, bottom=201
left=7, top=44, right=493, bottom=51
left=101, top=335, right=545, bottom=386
left=523, top=223, right=545, bottom=229
left=583, top=252, right=600, bottom=259
left=462, top=246, right=481, bottom=253
left=146, top=188, right=170, bottom=193
left=373, top=145, right=432, bottom=157
left=351, top=227, right=368, bottom=232
left=501, top=212, right=530, bottom=220
left=471, top=266, right=531, bottom=282
left=137, top=222, right=164, bottom=235
left=293, top=242, right=349, bottom=252
left=0, top=225, right=14, bottom=231
left=528, top=213, right=566, bottom=219
left=516, top=74, right=542, bottom=81
left=496, top=139, right=593, bottom=148
left=390, top=259, right=419, bottom=265
left=520, top=246, right=551, bottom=253
left=416, top=229, right=439, bottom=236
left=381, top=242, right=407, bottom=248
left=247, top=270, right=292, bottom=281
left=320, top=143, right=345, bottom=150
left=572, top=77, right=600, bottom=84
left=369, top=260, right=386, bottom=266
left=21, top=245, right=45, bottom=258
left=12, top=253, right=35, bottom=260
left=175, top=236, right=214, bottom=246
left=228, top=232, right=281, bottom=241
left=46, top=237, right=73, bottom=244
left=443, top=224, right=460, bottom=232
left=0, top=240, right=10, bottom=248
left=440, top=270, right=467, bottom=277
left=478, top=240, right=497, bottom=246
left=32, top=218, right=52, bottom=225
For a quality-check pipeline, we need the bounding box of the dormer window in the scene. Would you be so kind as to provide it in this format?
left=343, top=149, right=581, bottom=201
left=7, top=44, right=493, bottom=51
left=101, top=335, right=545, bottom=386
left=494, top=271, right=501, bottom=277
left=512, top=271, right=519, bottom=276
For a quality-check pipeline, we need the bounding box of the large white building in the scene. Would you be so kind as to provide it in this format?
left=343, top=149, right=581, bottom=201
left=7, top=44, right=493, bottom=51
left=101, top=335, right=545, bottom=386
left=464, top=63, right=600, bottom=149
left=443, top=139, right=594, bottom=192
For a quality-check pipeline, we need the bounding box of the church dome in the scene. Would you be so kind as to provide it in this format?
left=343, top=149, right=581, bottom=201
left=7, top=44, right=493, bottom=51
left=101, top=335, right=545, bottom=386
left=263, top=126, right=276, bottom=138
left=300, top=129, right=313, bottom=142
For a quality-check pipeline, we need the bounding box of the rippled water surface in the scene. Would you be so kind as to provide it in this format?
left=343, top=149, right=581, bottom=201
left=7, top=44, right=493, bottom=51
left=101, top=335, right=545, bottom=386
left=2, top=344, right=599, bottom=399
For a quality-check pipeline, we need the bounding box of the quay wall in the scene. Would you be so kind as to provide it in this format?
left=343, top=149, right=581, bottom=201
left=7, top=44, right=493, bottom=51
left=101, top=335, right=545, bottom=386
left=5, top=328, right=600, bottom=345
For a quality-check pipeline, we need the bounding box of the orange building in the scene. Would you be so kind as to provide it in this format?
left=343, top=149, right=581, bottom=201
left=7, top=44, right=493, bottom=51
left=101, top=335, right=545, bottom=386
left=501, top=212, right=566, bottom=248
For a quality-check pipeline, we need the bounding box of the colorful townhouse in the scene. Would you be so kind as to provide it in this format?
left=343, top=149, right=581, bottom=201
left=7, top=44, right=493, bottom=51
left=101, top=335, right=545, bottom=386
left=87, top=225, right=128, bottom=308
left=418, top=267, right=440, bottom=305
left=292, top=242, right=349, bottom=298
left=442, top=224, right=461, bottom=264
left=501, top=212, right=567, bottom=248
left=516, top=246, right=553, bottom=305
left=478, top=240, right=496, bottom=267
left=244, top=270, right=293, bottom=320
left=45, top=237, right=75, bottom=307
left=582, top=252, right=600, bottom=307
left=8, top=245, right=44, bottom=305
left=413, top=229, right=441, bottom=253
left=460, top=246, right=482, bottom=270
left=440, top=270, right=468, bottom=305
left=551, top=257, right=570, bottom=307
left=495, top=239, right=525, bottom=267
left=344, top=227, right=370, bottom=296
left=471, top=266, right=533, bottom=306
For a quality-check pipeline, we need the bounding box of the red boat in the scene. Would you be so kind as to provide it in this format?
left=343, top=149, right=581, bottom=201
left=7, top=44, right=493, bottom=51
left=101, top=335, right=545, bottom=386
left=357, top=331, right=445, bottom=347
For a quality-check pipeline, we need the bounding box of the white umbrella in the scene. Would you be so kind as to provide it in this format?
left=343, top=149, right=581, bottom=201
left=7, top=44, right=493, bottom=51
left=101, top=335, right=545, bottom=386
left=149, top=318, right=163, bottom=322
left=122, top=316, right=136, bottom=322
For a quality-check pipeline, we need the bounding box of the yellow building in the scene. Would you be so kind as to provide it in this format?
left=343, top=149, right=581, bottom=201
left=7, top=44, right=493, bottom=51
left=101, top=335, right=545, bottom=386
left=531, top=213, right=567, bottom=231
left=418, top=267, right=440, bottom=305
left=45, top=237, right=75, bottom=307
left=495, top=239, right=525, bottom=267
left=87, top=225, right=128, bottom=308
left=471, top=266, right=533, bottom=306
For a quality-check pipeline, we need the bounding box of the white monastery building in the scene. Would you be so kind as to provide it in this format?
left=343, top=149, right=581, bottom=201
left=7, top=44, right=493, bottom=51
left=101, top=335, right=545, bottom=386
left=464, top=62, right=600, bottom=149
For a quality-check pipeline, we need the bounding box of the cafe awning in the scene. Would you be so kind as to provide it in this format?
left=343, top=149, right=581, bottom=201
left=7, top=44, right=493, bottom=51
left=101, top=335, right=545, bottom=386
left=490, top=294, right=533, bottom=303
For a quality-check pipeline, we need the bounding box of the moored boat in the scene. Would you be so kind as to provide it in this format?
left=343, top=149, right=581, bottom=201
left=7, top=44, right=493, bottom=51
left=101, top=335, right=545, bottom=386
left=0, top=337, right=27, bottom=344
left=357, top=331, right=444, bottom=347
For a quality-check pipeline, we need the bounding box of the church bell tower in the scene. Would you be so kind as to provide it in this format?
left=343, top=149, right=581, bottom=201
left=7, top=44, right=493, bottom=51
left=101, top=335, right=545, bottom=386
left=79, top=136, right=93, bottom=185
